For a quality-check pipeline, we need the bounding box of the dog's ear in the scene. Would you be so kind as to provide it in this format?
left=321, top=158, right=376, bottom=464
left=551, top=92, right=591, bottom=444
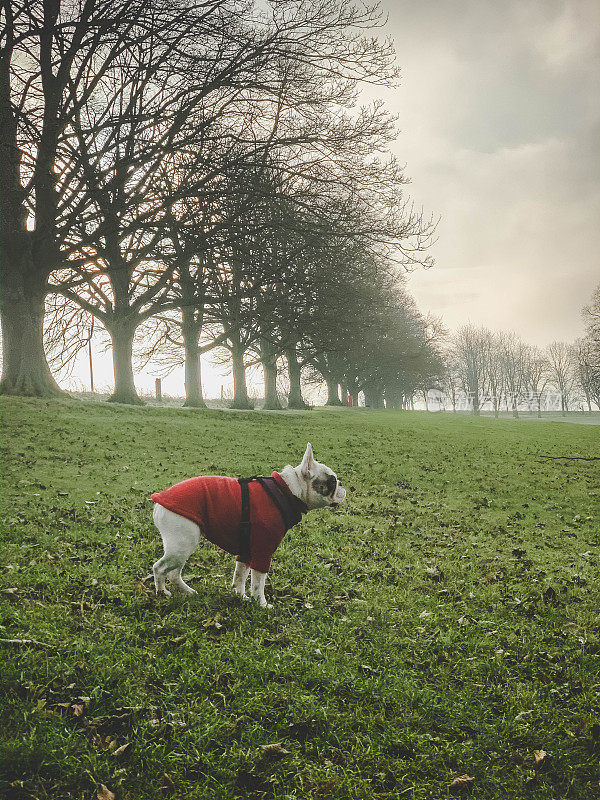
left=300, top=442, right=315, bottom=479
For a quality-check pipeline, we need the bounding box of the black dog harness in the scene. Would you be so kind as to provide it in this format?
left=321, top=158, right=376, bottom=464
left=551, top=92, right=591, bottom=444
left=237, top=476, right=304, bottom=564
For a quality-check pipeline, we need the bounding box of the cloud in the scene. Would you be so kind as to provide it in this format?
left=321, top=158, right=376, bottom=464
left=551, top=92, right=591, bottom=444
left=379, top=0, right=600, bottom=346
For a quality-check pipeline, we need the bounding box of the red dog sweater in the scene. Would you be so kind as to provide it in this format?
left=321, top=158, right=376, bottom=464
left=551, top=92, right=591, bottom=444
left=151, top=471, right=306, bottom=573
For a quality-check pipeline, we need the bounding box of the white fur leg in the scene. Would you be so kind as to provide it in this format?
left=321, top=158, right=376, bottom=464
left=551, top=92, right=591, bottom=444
left=152, top=504, right=200, bottom=596
left=250, top=569, right=271, bottom=608
left=232, top=561, right=250, bottom=598
left=168, top=569, right=196, bottom=595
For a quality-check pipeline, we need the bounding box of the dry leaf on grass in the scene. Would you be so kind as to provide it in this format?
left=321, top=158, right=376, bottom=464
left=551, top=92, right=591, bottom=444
left=160, top=773, right=176, bottom=794
left=202, top=613, right=225, bottom=632
left=259, top=742, right=290, bottom=759
left=533, top=749, right=547, bottom=766
left=111, top=742, right=132, bottom=758
left=97, top=785, right=115, bottom=800
left=449, top=774, right=475, bottom=792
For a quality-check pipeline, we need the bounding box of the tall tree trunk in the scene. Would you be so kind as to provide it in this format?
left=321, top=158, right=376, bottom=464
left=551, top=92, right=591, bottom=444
left=231, top=341, right=252, bottom=409
left=0, top=3, right=65, bottom=398
left=262, top=359, right=281, bottom=410
left=286, top=348, right=308, bottom=409
left=326, top=378, right=341, bottom=406
left=472, top=385, right=480, bottom=416
left=261, top=340, right=281, bottom=410
left=182, top=309, right=205, bottom=408
left=106, top=318, right=142, bottom=405
left=364, top=385, right=384, bottom=409
left=0, top=275, right=63, bottom=397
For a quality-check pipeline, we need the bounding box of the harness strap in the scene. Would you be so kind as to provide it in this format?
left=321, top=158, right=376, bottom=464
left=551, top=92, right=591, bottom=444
left=237, top=475, right=297, bottom=564
left=237, top=476, right=258, bottom=564
left=256, top=476, right=295, bottom=531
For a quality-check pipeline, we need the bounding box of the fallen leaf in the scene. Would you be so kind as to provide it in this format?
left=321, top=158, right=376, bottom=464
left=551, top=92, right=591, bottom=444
left=312, top=778, right=338, bottom=797
left=97, top=785, right=115, bottom=800
left=543, top=587, right=558, bottom=604
left=92, top=733, right=115, bottom=750
left=259, top=742, right=289, bottom=759
left=2, top=587, right=18, bottom=595
left=111, top=742, right=132, bottom=758
left=203, top=613, right=224, bottom=631
left=449, top=774, right=475, bottom=793
left=160, top=773, right=176, bottom=794
left=533, top=749, right=547, bottom=766
left=485, top=571, right=503, bottom=582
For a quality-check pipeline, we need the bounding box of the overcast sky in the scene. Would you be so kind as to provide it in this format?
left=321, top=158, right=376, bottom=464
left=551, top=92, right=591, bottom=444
left=380, top=0, right=599, bottom=347
left=61, top=0, right=599, bottom=395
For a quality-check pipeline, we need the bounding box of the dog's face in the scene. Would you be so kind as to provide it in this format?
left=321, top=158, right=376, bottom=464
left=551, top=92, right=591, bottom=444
left=298, top=442, right=347, bottom=510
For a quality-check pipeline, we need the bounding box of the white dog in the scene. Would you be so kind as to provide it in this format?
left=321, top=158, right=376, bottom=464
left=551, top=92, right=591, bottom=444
left=151, top=443, right=346, bottom=607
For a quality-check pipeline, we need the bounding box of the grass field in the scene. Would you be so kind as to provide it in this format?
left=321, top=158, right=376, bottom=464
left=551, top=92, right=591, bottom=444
left=1, top=398, right=599, bottom=800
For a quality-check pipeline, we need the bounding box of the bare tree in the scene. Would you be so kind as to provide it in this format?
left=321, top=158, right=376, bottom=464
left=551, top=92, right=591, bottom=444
left=546, top=341, right=576, bottom=415
left=2, top=0, right=401, bottom=400
left=522, top=346, right=550, bottom=418
left=573, top=338, right=600, bottom=411
left=452, top=325, right=490, bottom=415
left=499, top=333, right=530, bottom=419
left=1, top=0, right=143, bottom=395
left=577, top=284, right=600, bottom=410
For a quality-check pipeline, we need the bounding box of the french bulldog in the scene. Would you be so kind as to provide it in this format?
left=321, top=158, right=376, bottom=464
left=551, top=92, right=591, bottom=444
left=151, top=443, right=346, bottom=607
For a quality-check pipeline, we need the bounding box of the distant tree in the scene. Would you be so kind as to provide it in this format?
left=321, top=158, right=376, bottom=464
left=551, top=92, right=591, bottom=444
left=546, top=341, right=576, bottom=415
left=499, top=333, right=530, bottom=419
left=482, top=330, right=504, bottom=417
left=522, top=346, right=550, bottom=417
left=577, top=284, right=600, bottom=410
left=573, top=340, right=598, bottom=411
left=452, top=325, right=489, bottom=415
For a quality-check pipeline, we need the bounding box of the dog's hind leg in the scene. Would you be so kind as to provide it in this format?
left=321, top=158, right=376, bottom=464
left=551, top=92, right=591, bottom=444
left=152, top=505, right=200, bottom=596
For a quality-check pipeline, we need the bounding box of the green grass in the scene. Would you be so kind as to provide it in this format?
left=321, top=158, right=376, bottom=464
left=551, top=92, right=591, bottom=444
left=1, top=397, right=599, bottom=800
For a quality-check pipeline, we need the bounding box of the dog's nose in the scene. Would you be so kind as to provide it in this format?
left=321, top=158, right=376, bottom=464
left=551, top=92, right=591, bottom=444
left=334, top=485, right=346, bottom=504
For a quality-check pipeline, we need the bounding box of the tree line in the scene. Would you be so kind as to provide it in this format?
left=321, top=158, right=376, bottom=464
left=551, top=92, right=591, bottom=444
left=1, top=0, right=442, bottom=408
left=447, top=286, right=600, bottom=415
